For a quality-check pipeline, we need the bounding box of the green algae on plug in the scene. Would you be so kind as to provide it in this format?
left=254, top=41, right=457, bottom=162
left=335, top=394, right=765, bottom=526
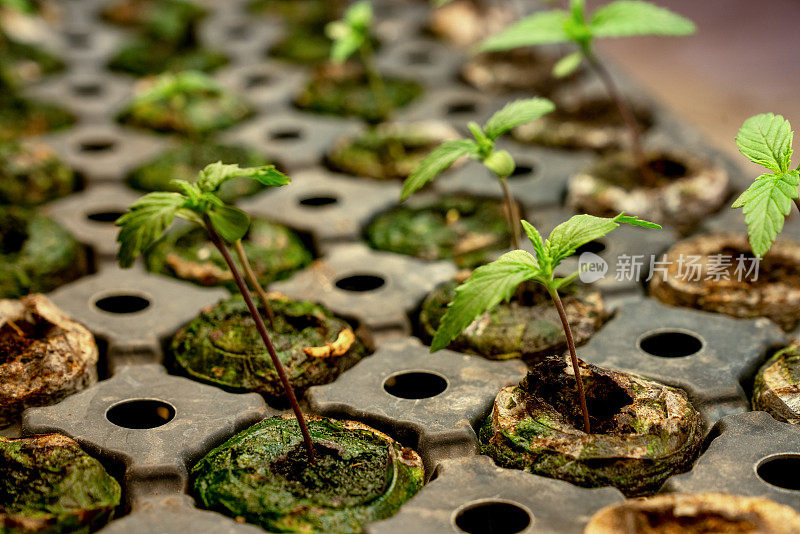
left=0, top=141, right=76, bottom=207
left=0, top=434, right=121, bottom=534
left=145, top=218, right=312, bottom=290
left=0, top=207, right=86, bottom=299
left=753, top=342, right=800, bottom=424
left=171, top=295, right=369, bottom=403
left=127, top=143, right=272, bottom=203
left=420, top=279, right=606, bottom=360
left=480, top=356, right=703, bottom=497
left=295, top=63, right=422, bottom=123
left=365, top=195, right=512, bottom=268
left=327, top=122, right=459, bottom=181
left=192, top=415, right=423, bottom=534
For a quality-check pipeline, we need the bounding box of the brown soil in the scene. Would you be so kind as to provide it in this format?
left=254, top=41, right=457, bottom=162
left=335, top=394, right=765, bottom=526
left=0, top=314, right=56, bottom=364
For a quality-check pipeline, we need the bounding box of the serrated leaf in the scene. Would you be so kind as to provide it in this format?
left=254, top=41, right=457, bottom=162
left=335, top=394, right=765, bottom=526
left=544, top=212, right=660, bottom=267
left=197, top=162, right=289, bottom=192
left=552, top=51, right=583, bottom=78
left=521, top=219, right=548, bottom=273
left=479, top=10, right=572, bottom=52
left=207, top=204, right=251, bottom=243
left=733, top=170, right=799, bottom=257
left=589, top=1, right=695, bottom=38
left=401, top=139, right=477, bottom=200
left=115, top=192, right=186, bottom=268
left=430, top=250, right=540, bottom=352
left=483, top=98, right=555, bottom=140
left=735, top=113, right=793, bottom=174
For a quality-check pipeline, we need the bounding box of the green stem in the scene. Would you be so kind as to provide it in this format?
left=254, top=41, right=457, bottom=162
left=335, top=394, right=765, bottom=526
left=547, top=286, right=591, bottom=434
left=498, top=176, right=521, bottom=250
left=233, top=239, right=275, bottom=329
left=360, top=40, right=392, bottom=122
left=203, top=215, right=316, bottom=461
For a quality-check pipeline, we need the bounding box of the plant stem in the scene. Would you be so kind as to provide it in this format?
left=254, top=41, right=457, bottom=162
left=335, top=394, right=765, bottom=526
left=360, top=40, right=392, bottom=122
left=203, top=215, right=316, bottom=461
left=547, top=286, right=591, bottom=434
left=584, top=51, right=653, bottom=185
left=793, top=198, right=800, bottom=215
left=498, top=176, right=521, bottom=250
left=233, top=239, right=275, bottom=329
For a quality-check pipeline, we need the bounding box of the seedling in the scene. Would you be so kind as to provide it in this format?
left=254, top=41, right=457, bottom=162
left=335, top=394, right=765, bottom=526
left=115, top=162, right=316, bottom=460
left=325, top=1, right=390, bottom=121
left=480, top=0, right=694, bottom=176
left=401, top=98, right=555, bottom=249
left=431, top=212, right=661, bottom=433
left=732, top=113, right=800, bottom=258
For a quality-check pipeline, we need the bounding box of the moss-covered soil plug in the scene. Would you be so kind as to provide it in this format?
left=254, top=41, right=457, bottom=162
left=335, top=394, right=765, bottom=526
left=118, top=71, right=252, bottom=136
left=419, top=278, right=605, bottom=360
left=1, top=38, right=64, bottom=85
left=268, top=24, right=333, bottom=65
left=0, top=141, right=77, bottom=207
left=568, top=150, right=729, bottom=233
left=585, top=493, right=800, bottom=534
left=0, top=433, right=121, bottom=533
left=0, top=99, right=73, bottom=143
left=0, top=294, right=97, bottom=428
left=753, top=342, right=800, bottom=424
left=649, top=233, right=800, bottom=331
left=326, top=121, right=459, bottom=181
left=511, top=96, right=653, bottom=152
left=192, top=415, right=424, bottom=534
left=462, top=49, right=579, bottom=95
left=105, top=0, right=226, bottom=76
left=295, top=63, right=422, bottom=123
left=145, top=218, right=312, bottom=289
left=0, top=206, right=86, bottom=299
left=480, top=355, right=703, bottom=497
left=249, top=0, right=343, bottom=27
left=172, top=294, right=369, bottom=403
left=127, top=142, right=271, bottom=203
left=365, top=194, right=512, bottom=268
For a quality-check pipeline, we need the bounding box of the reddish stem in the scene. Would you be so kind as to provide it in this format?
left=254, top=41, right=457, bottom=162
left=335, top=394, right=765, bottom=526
left=203, top=215, right=316, bottom=461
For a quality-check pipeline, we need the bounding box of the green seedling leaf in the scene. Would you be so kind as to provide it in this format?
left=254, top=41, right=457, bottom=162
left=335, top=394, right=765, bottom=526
left=115, top=192, right=187, bottom=268
left=590, top=0, right=696, bottom=38
left=197, top=162, right=289, bottom=192
left=553, top=51, right=583, bottom=78
left=479, top=10, right=572, bottom=52
left=732, top=113, right=799, bottom=257
left=483, top=97, right=556, bottom=140
left=326, top=1, right=372, bottom=64
left=735, top=113, right=793, bottom=174
left=207, top=204, right=251, bottom=243
left=430, top=250, right=540, bottom=352
left=400, top=139, right=477, bottom=200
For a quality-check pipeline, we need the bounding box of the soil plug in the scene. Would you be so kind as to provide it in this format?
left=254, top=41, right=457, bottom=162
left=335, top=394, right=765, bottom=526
left=479, top=0, right=695, bottom=180
left=401, top=98, right=555, bottom=250
left=430, top=212, right=661, bottom=433
left=115, top=161, right=316, bottom=460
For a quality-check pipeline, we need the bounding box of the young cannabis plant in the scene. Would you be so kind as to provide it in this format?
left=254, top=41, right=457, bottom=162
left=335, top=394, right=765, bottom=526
left=115, top=162, right=316, bottom=460
left=733, top=113, right=800, bottom=258
left=480, top=0, right=694, bottom=174
left=325, top=0, right=390, bottom=120
left=431, top=212, right=661, bottom=433
left=401, top=97, right=555, bottom=249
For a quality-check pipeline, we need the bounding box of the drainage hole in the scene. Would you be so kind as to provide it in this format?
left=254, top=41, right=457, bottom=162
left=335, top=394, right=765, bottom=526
left=446, top=101, right=477, bottom=115
left=638, top=330, right=703, bottom=358
left=245, top=73, right=272, bottom=88
left=106, top=399, right=175, bottom=429
left=454, top=500, right=532, bottom=534
left=384, top=371, right=448, bottom=399
left=86, top=210, right=125, bottom=223
left=94, top=294, right=151, bottom=314
left=334, top=274, right=385, bottom=292
left=756, top=454, right=800, bottom=491
left=407, top=50, right=431, bottom=65
left=573, top=240, right=606, bottom=256
left=299, top=195, right=338, bottom=207
left=72, top=82, right=103, bottom=97
left=509, top=164, right=534, bottom=179
left=80, top=139, right=116, bottom=152
left=227, top=23, right=249, bottom=39
left=64, top=31, right=90, bottom=48
left=269, top=128, right=302, bottom=140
